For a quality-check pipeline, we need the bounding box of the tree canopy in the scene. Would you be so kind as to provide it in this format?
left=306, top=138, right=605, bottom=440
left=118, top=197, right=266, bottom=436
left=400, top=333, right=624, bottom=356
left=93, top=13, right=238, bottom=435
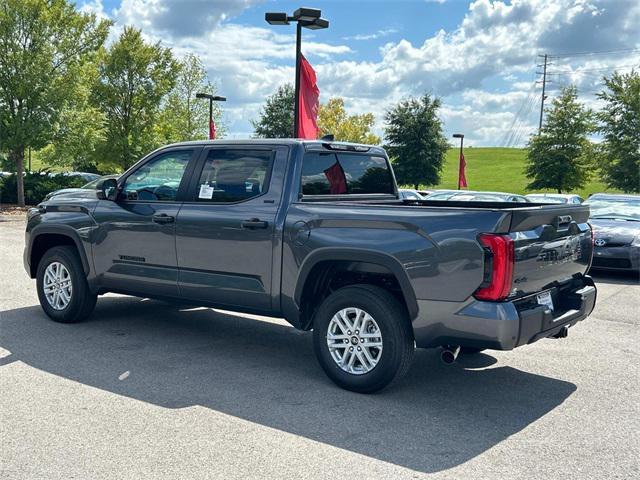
left=155, top=54, right=224, bottom=144
left=251, top=84, right=294, bottom=138
left=596, top=71, right=640, bottom=193
left=384, top=94, right=448, bottom=189
left=318, top=98, right=380, bottom=144
left=0, top=0, right=111, bottom=205
left=92, top=27, right=179, bottom=171
left=525, top=86, right=595, bottom=193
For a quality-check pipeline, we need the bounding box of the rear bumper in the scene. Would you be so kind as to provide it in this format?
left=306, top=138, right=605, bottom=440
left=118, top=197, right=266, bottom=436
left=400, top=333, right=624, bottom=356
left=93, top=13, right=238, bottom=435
left=413, top=276, right=597, bottom=350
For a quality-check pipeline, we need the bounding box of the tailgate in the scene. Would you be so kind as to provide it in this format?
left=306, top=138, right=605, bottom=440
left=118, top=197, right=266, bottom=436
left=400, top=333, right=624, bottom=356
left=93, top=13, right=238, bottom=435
left=507, top=204, right=593, bottom=298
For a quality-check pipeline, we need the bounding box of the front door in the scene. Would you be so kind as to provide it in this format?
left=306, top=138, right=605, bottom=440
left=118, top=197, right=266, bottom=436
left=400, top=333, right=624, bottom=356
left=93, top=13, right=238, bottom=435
left=92, top=147, right=200, bottom=297
left=175, top=145, right=287, bottom=312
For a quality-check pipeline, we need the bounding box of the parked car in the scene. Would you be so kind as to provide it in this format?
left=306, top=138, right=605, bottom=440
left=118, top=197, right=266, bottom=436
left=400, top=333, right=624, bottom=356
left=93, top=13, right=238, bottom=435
left=586, top=193, right=640, bottom=272
left=526, top=193, right=584, bottom=204
left=398, top=188, right=425, bottom=200
left=24, top=139, right=596, bottom=392
left=43, top=174, right=119, bottom=201
left=425, top=190, right=530, bottom=202
left=47, top=171, right=101, bottom=182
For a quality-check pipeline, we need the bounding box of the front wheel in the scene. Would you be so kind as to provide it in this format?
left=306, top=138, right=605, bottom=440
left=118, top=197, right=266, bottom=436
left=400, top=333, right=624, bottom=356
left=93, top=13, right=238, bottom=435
left=36, top=246, right=97, bottom=323
left=312, top=285, right=414, bottom=393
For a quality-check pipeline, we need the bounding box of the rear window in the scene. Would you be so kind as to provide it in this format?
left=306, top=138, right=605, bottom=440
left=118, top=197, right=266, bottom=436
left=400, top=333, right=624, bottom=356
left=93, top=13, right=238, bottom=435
left=301, top=152, right=394, bottom=196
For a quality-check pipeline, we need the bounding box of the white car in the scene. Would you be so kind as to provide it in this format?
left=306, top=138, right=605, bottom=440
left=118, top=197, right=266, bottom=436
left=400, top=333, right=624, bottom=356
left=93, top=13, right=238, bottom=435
left=526, top=193, right=584, bottom=204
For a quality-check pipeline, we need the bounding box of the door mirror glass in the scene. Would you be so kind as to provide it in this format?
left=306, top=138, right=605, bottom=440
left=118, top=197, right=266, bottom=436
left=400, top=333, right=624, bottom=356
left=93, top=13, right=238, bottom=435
left=96, top=178, right=118, bottom=201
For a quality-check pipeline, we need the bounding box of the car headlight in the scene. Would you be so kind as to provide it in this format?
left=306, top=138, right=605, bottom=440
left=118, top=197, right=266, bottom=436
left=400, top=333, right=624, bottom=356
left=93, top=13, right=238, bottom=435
left=632, top=235, right=640, bottom=247
left=26, top=207, right=40, bottom=220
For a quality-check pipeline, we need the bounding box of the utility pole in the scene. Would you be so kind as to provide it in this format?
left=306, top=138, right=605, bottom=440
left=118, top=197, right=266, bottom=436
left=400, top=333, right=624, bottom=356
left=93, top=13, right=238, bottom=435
left=537, top=54, right=549, bottom=132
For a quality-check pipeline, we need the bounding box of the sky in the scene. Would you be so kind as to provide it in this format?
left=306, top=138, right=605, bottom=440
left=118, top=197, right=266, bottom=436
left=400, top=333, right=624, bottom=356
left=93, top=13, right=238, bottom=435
left=79, top=0, right=640, bottom=146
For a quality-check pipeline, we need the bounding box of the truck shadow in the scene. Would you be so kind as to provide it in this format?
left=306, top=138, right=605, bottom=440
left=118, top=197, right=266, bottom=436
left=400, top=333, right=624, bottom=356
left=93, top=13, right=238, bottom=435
left=0, top=296, right=576, bottom=473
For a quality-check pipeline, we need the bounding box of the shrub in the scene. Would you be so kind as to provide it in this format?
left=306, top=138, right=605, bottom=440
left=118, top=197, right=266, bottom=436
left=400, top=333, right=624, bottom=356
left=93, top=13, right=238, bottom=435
left=0, top=171, right=85, bottom=205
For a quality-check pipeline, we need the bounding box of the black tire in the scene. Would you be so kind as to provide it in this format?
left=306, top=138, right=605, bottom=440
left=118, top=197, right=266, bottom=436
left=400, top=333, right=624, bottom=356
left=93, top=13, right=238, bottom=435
left=460, top=347, right=485, bottom=354
left=36, top=246, right=97, bottom=323
left=312, top=284, right=414, bottom=393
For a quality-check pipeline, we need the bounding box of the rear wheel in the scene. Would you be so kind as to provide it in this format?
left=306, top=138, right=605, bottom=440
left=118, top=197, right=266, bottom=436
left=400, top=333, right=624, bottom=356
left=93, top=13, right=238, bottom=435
left=312, top=285, right=414, bottom=393
left=36, top=246, right=97, bottom=323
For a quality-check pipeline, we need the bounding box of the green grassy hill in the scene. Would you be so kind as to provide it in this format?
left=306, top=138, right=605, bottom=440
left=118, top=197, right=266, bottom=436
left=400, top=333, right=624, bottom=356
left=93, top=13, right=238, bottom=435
left=410, top=147, right=616, bottom=199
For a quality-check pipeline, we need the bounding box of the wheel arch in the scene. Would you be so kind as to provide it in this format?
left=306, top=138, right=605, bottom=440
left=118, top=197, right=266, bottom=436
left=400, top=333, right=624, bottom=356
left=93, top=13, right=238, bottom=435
left=293, top=248, right=419, bottom=329
left=28, top=226, right=90, bottom=278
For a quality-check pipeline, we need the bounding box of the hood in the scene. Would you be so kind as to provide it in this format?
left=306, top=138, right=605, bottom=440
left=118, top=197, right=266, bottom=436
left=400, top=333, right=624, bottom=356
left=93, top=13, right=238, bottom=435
left=590, top=218, right=640, bottom=246
left=44, top=188, right=98, bottom=201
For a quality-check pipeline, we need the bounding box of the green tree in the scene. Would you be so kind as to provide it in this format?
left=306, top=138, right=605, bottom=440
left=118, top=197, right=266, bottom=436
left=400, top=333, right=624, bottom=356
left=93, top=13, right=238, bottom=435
left=596, top=71, right=640, bottom=193
left=40, top=61, right=106, bottom=172
left=93, top=27, right=179, bottom=171
left=155, top=54, right=224, bottom=143
left=318, top=98, right=380, bottom=144
left=384, top=93, right=448, bottom=189
left=0, top=0, right=110, bottom=205
left=252, top=84, right=294, bottom=138
left=525, top=86, right=595, bottom=193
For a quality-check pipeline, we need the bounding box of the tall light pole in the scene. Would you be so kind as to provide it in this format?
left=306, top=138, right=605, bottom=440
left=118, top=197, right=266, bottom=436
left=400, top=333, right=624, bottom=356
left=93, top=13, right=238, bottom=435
left=265, top=8, right=329, bottom=137
left=453, top=133, right=464, bottom=190
left=195, top=93, right=226, bottom=139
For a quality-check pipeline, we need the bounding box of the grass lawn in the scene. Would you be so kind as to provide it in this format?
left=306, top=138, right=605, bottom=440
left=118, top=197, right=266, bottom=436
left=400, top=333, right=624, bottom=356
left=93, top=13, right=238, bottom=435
left=406, top=147, right=618, bottom=199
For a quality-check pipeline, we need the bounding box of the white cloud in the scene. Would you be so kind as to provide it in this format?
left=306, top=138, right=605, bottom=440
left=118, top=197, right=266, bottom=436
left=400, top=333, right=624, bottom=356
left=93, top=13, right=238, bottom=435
left=114, top=0, right=265, bottom=38
left=343, top=28, right=398, bottom=41
left=86, top=0, right=640, bottom=146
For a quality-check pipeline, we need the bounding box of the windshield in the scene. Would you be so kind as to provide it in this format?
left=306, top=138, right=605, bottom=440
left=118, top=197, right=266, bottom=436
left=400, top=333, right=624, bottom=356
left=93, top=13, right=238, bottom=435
left=81, top=178, right=102, bottom=189
left=586, top=198, right=640, bottom=221
left=527, top=195, right=567, bottom=204
left=425, top=191, right=458, bottom=200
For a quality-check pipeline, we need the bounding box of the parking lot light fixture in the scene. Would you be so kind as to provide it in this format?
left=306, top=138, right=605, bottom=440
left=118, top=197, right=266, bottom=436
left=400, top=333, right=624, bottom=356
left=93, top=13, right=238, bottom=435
left=265, top=7, right=329, bottom=137
left=195, top=93, right=226, bottom=140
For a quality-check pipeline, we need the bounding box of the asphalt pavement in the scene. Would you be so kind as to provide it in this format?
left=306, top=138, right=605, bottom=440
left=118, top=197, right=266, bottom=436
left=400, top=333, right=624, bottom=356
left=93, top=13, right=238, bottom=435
left=1, top=216, right=638, bottom=479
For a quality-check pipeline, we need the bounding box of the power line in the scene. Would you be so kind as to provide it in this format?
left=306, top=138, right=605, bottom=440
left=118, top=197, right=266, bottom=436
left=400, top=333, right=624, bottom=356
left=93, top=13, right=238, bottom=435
left=548, top=47, right=640, bottom=58
left=547, top=63, right=640, bottom=74
left=500, top=79, right=537, bottom=147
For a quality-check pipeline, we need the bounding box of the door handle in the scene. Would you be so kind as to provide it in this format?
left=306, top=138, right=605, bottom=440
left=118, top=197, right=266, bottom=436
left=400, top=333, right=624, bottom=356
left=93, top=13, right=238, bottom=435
left=152, top=213, right=175, bottom=224
left=241, top=218, right=268, bottom=229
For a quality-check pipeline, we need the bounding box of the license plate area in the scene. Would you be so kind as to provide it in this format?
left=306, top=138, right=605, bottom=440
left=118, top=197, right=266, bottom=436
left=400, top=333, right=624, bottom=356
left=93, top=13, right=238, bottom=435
left=536, top=291, right=554, bottom=311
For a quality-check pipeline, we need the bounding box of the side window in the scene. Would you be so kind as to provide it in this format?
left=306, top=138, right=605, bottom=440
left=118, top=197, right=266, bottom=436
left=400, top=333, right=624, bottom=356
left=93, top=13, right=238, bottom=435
left=194, top=148, right=273, bottom=203
left=301, top=152, right=394, bottom=195
left=122, top=150, right=192, bottom=202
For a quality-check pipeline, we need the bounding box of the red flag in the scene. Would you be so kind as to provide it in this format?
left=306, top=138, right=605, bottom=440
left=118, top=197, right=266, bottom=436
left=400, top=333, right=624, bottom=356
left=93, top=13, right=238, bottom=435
left=458, top=150, right=467, bottom=188
left=209, top=118, right=216, bottom=140
left=297, top=54, right=319, bottom=139
left=324, top=161, right=347, bottom=194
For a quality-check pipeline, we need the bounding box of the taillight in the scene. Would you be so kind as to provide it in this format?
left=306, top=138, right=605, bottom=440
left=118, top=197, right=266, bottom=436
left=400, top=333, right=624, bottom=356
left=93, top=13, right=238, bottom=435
left=474, top=233, right=515, bottom=301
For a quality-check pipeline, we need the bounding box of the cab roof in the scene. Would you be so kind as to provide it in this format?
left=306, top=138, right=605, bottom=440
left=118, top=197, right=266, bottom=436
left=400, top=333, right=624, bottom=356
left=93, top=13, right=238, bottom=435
left=163, top=139, right=386, bottom=155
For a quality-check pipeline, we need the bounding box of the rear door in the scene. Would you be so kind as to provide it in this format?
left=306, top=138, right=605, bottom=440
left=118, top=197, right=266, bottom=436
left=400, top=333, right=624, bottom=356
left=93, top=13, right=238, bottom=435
left=92, top=147, right=200, bottom=297
left=508, top=204, right=593, bottom=298
left=175, top=145, right=288, bottom=312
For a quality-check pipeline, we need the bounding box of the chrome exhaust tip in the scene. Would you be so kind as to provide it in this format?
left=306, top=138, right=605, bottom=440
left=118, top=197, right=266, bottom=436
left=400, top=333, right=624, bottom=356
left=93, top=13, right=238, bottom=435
left=441, top=345, right=461, bottom=364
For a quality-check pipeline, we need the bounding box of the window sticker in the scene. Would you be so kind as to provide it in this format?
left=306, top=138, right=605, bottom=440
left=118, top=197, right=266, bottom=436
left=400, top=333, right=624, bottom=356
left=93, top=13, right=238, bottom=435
left=199, top=184, right=214, bottom=199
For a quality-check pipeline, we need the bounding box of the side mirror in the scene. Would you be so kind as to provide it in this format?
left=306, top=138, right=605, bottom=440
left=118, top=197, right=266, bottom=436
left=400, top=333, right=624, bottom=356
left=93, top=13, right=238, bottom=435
left=96, top=178, right=118, bottom=201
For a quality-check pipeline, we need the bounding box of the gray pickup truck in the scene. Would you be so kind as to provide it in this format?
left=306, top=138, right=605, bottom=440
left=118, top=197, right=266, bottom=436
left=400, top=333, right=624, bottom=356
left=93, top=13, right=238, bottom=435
left=24, top=139, right=597, bottom=392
